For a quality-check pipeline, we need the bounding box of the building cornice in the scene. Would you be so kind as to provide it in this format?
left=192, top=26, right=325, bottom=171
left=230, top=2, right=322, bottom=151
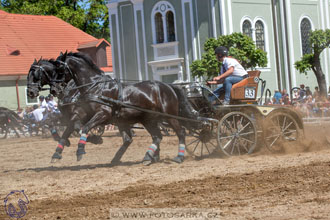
left=131, top=0, right=144, bottom=5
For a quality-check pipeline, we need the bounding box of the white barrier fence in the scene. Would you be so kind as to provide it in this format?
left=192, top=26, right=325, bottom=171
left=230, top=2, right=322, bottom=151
left=303, top=117, right=330, bottom=124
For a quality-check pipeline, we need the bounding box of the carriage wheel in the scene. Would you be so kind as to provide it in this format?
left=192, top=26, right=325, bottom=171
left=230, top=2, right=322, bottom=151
left=263, top=112, right=300, bottom=152
left=185, top=120, right=219, bottom=158
left=0, top=126, right=8, bottom=139
left=217, top=112, right=257, bottom=156
left=90, top=125, right=105, bottom=137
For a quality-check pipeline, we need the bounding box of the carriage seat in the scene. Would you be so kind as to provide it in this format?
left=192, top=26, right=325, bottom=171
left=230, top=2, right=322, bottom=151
left=231, top=70, right=261, bottom=100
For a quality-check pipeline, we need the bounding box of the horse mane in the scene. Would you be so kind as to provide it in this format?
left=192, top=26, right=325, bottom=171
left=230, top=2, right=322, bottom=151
left=65, top=52, right=104, bottom=75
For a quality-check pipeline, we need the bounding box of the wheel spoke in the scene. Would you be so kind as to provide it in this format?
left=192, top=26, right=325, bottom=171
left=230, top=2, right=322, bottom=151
left=269, top=134, right=281, bottom=147
left=282, top=116, right=287, bottom=130
left=219, top=134, right=235, bottom=140
left=208, top=140, right=218, bottom=148
left=222, top=137, right=234, bottom=150
left=204, top=143, right=211, bottom=154
left=238, top=121, right=251, bottom=133
left=238, top=131, right=255, bottom=137
left=236, top=139, right=241, bottom=155
left=223, top=119, right=234, bottom=133
left=200, top=143, right=204, bottom=157
left=241, top=141, right=250, bottom=152
left=239, top=136, right=255, bottom=144
left=282, top=121, right=293, bottom=133
left=230, top=138, right=236, bottom=155
left=193, top=140, right=201, bottom=153
left=186, top=138, right=200, bottom=147
left=282, top=130, right=297, bottom=136
left=265, top=132, right=281, bottom=139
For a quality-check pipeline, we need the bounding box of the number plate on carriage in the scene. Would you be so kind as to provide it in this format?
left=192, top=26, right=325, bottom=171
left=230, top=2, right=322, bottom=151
left=244, top=87, right=255, bottom=99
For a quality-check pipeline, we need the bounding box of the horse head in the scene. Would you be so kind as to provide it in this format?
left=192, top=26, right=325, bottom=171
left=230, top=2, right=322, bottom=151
left=55, top=51, right=104, bottom=90
left=27, top=58, right=61, bottom=98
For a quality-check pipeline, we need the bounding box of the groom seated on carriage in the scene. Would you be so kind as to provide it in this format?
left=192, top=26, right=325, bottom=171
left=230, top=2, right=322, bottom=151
left=207, top=46, right=249, bottom=105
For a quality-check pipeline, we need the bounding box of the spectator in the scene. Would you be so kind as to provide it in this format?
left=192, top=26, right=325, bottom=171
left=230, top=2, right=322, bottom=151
left=32, top=104, right=46, bottom=122
left=313, top=86, right=320, bottom=101
left=306, top=86, right=312, bottom=97
left=281, top=89, right=290, bottom=105
left=299, top=84, right=306, bottom=102
left=39, top=95, right=47, bottom=109
left=273, top=90, right=282, bottom=104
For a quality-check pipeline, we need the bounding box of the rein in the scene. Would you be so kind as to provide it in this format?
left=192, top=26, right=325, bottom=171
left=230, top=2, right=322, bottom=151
left=57, top=60, right=120, bottom=96
left=27, top=64, right=63, bottom=88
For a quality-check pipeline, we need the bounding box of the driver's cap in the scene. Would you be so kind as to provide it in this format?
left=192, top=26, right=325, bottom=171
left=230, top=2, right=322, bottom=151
left=215, top=46, right=228, bottom=57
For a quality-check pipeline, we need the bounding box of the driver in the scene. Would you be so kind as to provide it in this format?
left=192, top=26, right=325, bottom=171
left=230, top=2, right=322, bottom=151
left=208, top=46, right=248, bottom=105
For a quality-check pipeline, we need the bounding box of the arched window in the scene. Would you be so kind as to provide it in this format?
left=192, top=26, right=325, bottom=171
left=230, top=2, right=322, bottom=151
left=255, top=20, right=265, bottom=51
left=166, top=11, right=175, bottom=42
left=242, top=20, right=252, bottom=39
left=155, top=12, right=164, bottom=43
left=300, top=18, right=312, bottom=55
left=152, top=1, right=176, bottom=44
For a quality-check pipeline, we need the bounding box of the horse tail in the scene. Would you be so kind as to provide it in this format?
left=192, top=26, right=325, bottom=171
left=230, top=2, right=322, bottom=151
left=169, top=84, right=198, bottom=121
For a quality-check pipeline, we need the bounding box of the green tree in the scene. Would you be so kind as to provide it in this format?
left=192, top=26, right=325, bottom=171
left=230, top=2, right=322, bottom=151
left=294, top=29, right=330, bottom=97
left=191, top=33, right=268, bottom=80
left=0, top=0, right=109, bottom=42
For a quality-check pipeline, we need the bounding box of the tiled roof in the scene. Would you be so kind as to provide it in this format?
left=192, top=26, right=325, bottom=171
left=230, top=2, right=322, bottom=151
left=0, top=10, right=112, bottom=76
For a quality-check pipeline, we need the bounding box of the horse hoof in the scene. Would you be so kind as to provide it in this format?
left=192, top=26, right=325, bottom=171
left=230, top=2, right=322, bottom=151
left=51, top=158, right=59, bottom=163
left=76, top=149, right=86, bottom=161
left=142, top=160, right=152, bottom=166
left=142, top=152, right=153, bottom=166
left=52, top=152, right=62, bottom=160
left=64, top=139, right=71, bottom=147
left=173, top=156, right=184, bottom=163
left=77, top=154, right=83, bottom=161
left=51, top=152, right=62, bottom=163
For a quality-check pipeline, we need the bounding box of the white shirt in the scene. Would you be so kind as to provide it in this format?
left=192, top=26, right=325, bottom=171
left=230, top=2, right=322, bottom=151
left=221, top=57, right=248, bottom=77
left=41, top=100, right=47, bottom=109
left=32, top=108, right=45, bottom=122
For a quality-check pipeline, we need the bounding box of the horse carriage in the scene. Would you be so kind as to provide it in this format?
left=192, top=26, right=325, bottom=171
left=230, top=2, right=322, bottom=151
left=175, top=70, right=304, bottom=157
left=26, top=53, right=303, bottom=164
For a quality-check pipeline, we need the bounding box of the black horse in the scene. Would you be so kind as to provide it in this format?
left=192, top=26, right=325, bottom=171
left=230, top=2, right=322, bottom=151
left=0, top=107, right=25, bottom=138
left=27, top=59, right=103, bottom=156
left=51, top=52, right=197, bottom=164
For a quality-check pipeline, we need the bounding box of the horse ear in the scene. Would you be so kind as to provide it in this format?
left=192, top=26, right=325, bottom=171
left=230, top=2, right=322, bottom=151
left=33, top=58, right=37, bottom=64
left=62, top=51, right=67, bottom=61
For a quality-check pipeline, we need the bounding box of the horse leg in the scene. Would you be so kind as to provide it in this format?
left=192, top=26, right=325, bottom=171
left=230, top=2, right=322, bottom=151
left=142, top=122, right=162, bottom=166
left=110, top=125, right=133, bottom=165
left=76, top=111, right=110, bottom=161
left=51, top=122, right=75, bottom=163
left=50, top=125, right=60, bottom=141
left=13, top=127, right=20, bottom=138
left=167, top=118, right=186, bottom=163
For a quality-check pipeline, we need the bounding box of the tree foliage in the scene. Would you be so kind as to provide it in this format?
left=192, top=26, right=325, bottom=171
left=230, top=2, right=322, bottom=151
left=294, top=29, right=330, bottom=97
left=191, top=33, right=268, bottom=80
left=0, top=0, right=109, bottom=42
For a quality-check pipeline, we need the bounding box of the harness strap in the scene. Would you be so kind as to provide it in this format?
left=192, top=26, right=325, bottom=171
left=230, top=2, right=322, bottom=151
left=116, top=79, right=123, bottom=102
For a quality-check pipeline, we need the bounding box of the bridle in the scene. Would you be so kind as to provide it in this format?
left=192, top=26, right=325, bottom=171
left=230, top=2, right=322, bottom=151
left=56, top=59, right=117, bottom=93
left=27, top=64, right=64, bottom=92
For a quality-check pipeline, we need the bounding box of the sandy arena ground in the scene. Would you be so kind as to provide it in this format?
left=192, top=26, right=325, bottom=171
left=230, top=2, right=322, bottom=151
left=1, top=122, right=330, bottom=219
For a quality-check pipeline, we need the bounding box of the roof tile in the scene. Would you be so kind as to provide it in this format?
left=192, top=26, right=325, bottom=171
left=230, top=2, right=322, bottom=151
left=0, top=10, right=112, bottom=76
